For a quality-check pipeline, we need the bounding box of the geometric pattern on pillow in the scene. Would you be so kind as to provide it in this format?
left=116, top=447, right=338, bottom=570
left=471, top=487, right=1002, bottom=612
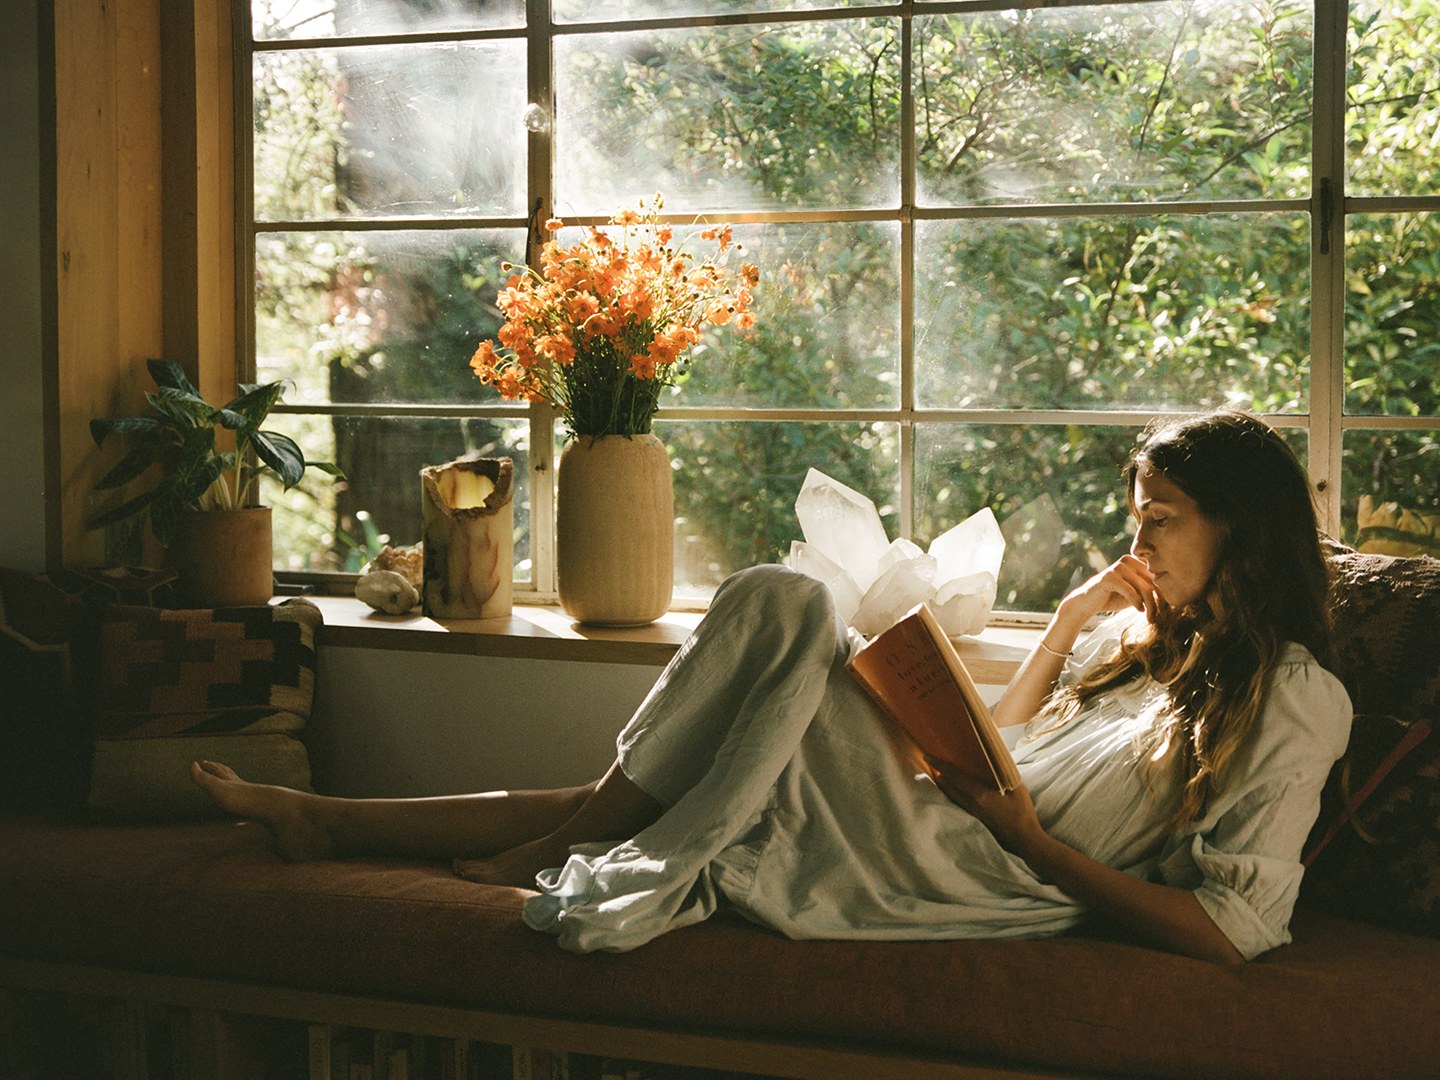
left=86, top=598, right=323, bottom=821
left=95, top=599, right=321, bottom=736
left=1323, top=542, right=1440, bottom=722
left=1299, top=544, right=1440, bottom=935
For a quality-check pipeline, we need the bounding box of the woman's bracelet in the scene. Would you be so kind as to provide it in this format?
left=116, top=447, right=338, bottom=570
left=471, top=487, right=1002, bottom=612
left=1037, top=639, right=1072, bottom=660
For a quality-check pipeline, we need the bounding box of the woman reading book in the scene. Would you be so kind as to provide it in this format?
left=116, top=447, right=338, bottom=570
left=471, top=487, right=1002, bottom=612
left=193, top=409, right=1350, bottom=964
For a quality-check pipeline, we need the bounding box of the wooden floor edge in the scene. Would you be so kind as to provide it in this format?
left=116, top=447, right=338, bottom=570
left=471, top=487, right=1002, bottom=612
left=0, top=955, right=1111, bottom=1080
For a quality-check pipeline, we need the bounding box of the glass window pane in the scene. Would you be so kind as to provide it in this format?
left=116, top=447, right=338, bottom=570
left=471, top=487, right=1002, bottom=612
left=252, top=0, right=523, bottom=42
left=658, top=420, right=899, bottom=600
left=915, top=423, right=1142, bottom=614
left=1343, top=428, right=1440, bottom=555
left=555, top=20, right=900, bottom=215
left=556, top=0, right=870, bottom=23
left=254, top=43, right=526, bottom=221
left=648, top=220, right=898, bottom=409
left=264, top=415, right=532, bottom=579
left=256, top=229, right=527, bottom=406
left=1347, top=0, right=1440, bottom=198
left=915, top=213, right=1310, bottom=412
left=1345, top=212, right=1440, bottom=417
left=915, top=3, right=1313, bottom=206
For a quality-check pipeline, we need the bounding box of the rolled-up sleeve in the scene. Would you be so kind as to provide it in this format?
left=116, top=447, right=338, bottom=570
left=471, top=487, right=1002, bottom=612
left=1156, top=651, right=1352, bottom=960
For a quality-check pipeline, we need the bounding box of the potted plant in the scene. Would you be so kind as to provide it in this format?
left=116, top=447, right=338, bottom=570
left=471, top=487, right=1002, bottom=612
left=88, top=358, right=343, bottom=605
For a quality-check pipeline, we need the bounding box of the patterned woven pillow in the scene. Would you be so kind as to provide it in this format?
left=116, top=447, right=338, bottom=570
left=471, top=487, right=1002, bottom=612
left=1300, top=545, right=1440, bottom=935
left=86, top=599, right=323, bottom=820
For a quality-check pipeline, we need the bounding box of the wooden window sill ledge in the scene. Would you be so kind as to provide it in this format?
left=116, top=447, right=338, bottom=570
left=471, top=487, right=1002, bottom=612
left=300, top=596, right=1036, bottom=682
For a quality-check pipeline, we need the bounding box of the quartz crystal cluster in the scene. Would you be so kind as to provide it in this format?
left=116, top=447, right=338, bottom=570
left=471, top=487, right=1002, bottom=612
left=790, top=469, right=1005, bottom=638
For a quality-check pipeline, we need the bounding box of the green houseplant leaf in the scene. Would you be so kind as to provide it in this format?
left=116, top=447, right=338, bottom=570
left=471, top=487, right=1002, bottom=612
left=87, top=359, right=344, bottom=549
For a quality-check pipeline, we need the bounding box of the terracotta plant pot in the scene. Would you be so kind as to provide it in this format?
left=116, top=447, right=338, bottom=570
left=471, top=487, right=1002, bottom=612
left=557, top=434, right=674, bottom=626
left=167, top=507, right=274, bottom=607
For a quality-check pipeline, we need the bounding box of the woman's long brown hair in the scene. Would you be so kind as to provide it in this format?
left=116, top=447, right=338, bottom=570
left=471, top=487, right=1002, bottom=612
left=1043, top=410, right=1333, bottom=828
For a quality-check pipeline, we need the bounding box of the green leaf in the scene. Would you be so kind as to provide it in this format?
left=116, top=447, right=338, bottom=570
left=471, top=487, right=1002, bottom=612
left=147, top=483, right=192, bottom=548
left=249, top=430, right=306, bottom=488
left=90, top=415, right=163, bottom=447
left=146, top=358, right=200, bottom=397
left=86, top=487, right=161, bottom=531
left=224, top=381, right=287, bottom=429
left=93, top=447, right=160, bottom=491
left=151, top=387, right=220, bottom=427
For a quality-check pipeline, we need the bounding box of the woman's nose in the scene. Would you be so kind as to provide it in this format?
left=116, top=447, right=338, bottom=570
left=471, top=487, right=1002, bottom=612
left=1131, top=527, right=1151, bottom=557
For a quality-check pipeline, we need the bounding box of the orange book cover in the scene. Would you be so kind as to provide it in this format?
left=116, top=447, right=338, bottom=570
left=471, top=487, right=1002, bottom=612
left=847, top=603, right=1021, bottom=793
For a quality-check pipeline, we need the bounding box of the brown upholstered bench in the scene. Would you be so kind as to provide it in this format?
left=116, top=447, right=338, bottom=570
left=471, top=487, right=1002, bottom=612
left=2, top=813, right=1439, bottom=1080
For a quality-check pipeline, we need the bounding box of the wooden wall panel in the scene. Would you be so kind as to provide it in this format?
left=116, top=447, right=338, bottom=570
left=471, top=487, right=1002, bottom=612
left=50, top=0, right=233, bottom=567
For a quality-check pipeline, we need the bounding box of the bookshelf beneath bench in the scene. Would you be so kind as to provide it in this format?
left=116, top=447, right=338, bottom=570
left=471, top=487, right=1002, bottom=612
left=0, top=956, right=1065, bottom=1080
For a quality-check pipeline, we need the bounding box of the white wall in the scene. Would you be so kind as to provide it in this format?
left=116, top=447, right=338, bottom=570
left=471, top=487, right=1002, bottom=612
left=0, top=0, right=48, bottom=573
left=308, top=648, right=666, bottom=796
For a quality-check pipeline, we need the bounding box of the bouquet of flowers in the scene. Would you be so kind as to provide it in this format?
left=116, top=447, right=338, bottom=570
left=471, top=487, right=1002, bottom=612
left=469, top=196, right=759, bottom=439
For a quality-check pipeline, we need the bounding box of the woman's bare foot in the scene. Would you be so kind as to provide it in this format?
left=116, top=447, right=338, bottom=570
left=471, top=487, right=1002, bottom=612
left=190, top=760, right=336, bottom=862
left=452, top=832, right=575, bottom=889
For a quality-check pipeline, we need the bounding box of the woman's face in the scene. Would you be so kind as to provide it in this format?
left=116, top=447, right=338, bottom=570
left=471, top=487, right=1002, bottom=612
left=1129, top=464, right=1227, bottom=611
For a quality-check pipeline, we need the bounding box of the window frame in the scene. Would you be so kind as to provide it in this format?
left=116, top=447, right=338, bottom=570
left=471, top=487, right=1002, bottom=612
left=237, top=0, right=1440, bottom=620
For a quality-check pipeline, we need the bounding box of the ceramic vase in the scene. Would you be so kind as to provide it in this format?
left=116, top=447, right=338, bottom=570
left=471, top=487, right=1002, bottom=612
left=167, top=507, right=273, bottom=607
left=557, top=433, right=674, bottom=626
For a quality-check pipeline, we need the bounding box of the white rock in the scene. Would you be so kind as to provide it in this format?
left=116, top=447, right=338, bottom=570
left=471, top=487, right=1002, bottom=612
left=788, top=470, right=1007, bottom=639
left=794, top=468, right=891, bottom=592
left=789, top=541, right=863, bottom=625
left=931, top=570, right=999, bottom=637
left=852, top=557, right=935, bottom=637
left=355, top=569, right=421, bottom=615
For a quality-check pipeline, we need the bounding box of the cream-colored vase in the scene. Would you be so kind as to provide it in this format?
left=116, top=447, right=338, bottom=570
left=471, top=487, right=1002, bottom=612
left=168, top=507, right=274, bottom=607
left=557, top=434, right=674, bottom=626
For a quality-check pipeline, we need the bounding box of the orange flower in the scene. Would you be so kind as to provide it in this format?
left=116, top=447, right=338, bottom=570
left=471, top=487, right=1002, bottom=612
left=536, top=333, right=575, bottom=365
left=468, top=194, right=760, bottom=438
left=496, top=369, right=523, bottom=400
left=470, top=340, right=499, bottom=377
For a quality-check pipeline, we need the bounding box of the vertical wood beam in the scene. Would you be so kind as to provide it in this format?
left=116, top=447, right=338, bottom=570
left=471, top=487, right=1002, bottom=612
left=160, top=0, right=236, bottom=406
left=52, top=0, right=164, bottom=567
left=49, top=0, right=235, bottom=567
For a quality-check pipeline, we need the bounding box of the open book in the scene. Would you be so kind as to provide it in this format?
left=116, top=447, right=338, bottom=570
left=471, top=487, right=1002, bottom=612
left=847, top=602, right=1022, bottom=793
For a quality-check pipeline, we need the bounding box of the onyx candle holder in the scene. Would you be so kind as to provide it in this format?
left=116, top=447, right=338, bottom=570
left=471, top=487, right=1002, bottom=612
left=420, top=456, right=514, bottom=619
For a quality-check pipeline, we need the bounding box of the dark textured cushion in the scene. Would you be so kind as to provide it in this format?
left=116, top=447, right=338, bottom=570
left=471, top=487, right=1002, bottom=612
left=2, top=816, right=1439, bottom=1080
left=0, top=569, right=100, bottom=813
left=1323, top=543, right=1440, bottom=721
left=1300, top=546, right=1440, bottom=935
left=86, top=599, right=323, bottom=820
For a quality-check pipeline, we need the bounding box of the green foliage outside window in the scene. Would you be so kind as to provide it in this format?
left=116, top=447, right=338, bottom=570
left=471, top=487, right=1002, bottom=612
left=251, top=0, right=1440, bottom=611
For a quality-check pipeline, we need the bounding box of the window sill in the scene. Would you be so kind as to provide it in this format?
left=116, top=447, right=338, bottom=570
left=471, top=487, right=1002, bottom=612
left=300, top=595, right=1036, bottom=682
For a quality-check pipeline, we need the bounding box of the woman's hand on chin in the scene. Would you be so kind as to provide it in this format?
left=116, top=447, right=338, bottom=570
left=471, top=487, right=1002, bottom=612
left=1061, top=554, right=1163, bottom=626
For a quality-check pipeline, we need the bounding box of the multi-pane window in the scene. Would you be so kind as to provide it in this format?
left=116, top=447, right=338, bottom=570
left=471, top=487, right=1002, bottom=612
left=247, top=0, right=1440, bottom=617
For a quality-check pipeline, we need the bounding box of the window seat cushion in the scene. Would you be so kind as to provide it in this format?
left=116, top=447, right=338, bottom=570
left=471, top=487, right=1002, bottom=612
left=2, top=814, right=1437, bottom=1080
